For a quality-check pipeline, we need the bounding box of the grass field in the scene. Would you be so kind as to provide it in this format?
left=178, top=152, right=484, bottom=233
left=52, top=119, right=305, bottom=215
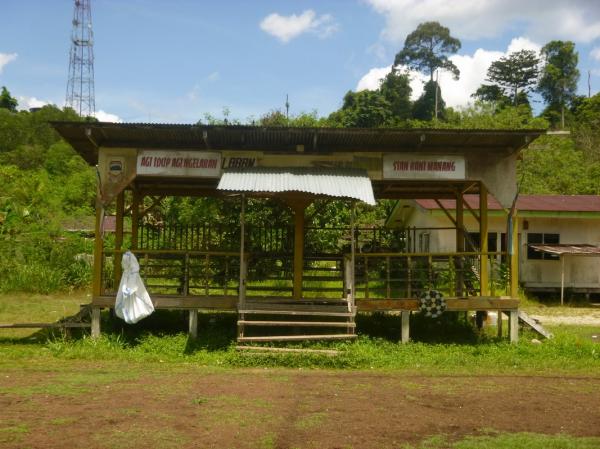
left=1, top=292, right=599, bottom=448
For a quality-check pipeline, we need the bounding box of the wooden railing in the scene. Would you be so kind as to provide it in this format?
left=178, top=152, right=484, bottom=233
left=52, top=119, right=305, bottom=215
left=101, top=249, right=508, bottom=300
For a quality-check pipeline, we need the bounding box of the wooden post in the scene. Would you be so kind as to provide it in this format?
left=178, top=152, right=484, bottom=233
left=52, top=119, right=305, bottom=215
left=497, top=310, right=503, bottom=337
left=131, top=190, right=140, bottom=249
left=92, top=203, right=104, bottom=299
left=238, top=195, right=246, bottom=307
left=91, top=307, right=101, bottom=339
left=401, top=311, right=410, bottom=343
left=456, top=190, right=464, bottom=296
left=114, top=191, right=125, bottom=289
left=510, top=216, right=519, bottom=298
left=291, top=200, right=309, bottom=300
left=560, top=255, right=565, bottom=306
left=188, top=309, right=198, bottom=339
left=350, top=202, right=356, bottom=305
left=509, top=309, right=519, bottom=343
left=479, top=183, right=489, bottom=296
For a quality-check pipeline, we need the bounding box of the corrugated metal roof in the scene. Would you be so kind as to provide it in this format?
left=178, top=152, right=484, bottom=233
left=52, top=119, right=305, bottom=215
left=50, top=121, right=545, bottom=165
left=217, top=167, right=376, bottom=205
left=416, top=194, right=600, bottom=213
left=530, top=244, right=600, bottom=256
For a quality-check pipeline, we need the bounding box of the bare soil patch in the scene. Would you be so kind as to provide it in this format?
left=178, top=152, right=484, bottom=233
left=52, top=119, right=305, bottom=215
left=1, top=363, right=600, bottom=448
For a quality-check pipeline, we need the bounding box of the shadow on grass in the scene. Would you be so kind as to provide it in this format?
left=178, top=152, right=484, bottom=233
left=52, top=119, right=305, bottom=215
left=1, top=310, right=492, bottom=350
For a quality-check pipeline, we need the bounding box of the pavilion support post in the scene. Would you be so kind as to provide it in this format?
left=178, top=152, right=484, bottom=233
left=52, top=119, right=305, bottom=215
left=131, top=190, right=141, bottom=249
left=401, top=311, right=410, bottom=344
left=291, top=199, right=309, bottom=300
left=92, top=203, right=104, bottom=299
left=238, top=195, right=247, bottom=308
left=349, top=202, right=356, bottom=305
left=509, top=309, right=519, bottom=343
left=188, top=309, right=198, bottom=339
left=114, top=191, right=125, bottom=289
left=455, top=190, right=464, bottom=296
left=91, top=307, right=101, bottom=339
left=510, top=215, right=519, bottom=299
left=497, top=311, right=503, bottom=337
left=560, top=255, right=565, bottom=306
left=479, top=184, right=489, bottom=296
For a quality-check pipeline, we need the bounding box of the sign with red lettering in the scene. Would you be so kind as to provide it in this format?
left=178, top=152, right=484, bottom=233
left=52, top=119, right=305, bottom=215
left=383, top=154, right=465, bottom=180
left=137, top=150, right=221, bottom=177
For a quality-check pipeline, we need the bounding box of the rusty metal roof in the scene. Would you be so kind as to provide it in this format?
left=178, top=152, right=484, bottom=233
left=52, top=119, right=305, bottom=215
left=50, top=121, right=545, bottom=165
left=416, top=194, right=600, bottom=213
left=217, top=167, right=376, bottom=205
left=529, top=244, right=600, bottom=256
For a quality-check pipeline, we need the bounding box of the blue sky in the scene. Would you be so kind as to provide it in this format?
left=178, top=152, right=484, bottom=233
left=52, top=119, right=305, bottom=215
left=1, top=0, right=600, bottom=123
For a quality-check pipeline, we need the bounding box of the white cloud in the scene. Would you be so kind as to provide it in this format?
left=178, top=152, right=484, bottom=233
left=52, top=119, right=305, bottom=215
left=591, top=47, right=600, bottom=61
left=17, top=95, right=48, bottom=110
left=94, top=110, right=122, bottom=122
left=356, top=37, right=541, bottom=108
left=365, top=0, right=600, bottom=44
left=260, top=10, right=338, bottom=43
left=207, top=71, right=220, bottom=82
left=0, top=52, right=17, bottom=74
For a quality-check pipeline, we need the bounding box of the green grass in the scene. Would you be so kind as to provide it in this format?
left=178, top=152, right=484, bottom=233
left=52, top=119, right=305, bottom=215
left=0, top=292, right=599, bottom=374
left=403, top=432, right=600, bottom=449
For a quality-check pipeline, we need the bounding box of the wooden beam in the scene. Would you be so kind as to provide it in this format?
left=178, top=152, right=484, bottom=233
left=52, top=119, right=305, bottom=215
left=92, top=295, right=238, bottom=309
left=357, top=297, right=519, bottom=312
left=435, top=199, right=458, bottom=227
left=561, top=255, right=565, bottom=306
left=480, top=183, right=489, bottom=296
left=290, top=199, right=310, bottom=300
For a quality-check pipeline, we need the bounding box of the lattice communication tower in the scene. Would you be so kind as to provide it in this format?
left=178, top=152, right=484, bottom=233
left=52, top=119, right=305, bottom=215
left=66, top=0, right=95, bottom=117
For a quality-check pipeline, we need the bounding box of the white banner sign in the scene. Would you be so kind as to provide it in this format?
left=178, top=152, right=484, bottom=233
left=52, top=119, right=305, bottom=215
left=383, top=154, right=465, bottom=180
left=137, top=150, right=221, bottom=177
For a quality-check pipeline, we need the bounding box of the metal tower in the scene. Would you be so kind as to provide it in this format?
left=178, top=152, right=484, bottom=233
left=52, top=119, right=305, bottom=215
left=66, top=0, right=95, bottom=117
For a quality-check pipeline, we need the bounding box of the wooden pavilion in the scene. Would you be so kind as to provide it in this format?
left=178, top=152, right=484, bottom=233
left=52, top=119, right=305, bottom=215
left=53, top=122, right=544, bottom=343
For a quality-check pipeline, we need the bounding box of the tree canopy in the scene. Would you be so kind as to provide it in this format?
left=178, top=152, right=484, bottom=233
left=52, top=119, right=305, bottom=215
left=394, top=21, right=461, bottom=81
left=486, top=50, right=540, bottom=105
left=0, top=86, right=18, bottom=112
left=538, top=40, right=580, bottom=129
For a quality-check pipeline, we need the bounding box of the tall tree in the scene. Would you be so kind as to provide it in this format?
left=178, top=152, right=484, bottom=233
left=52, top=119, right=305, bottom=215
left=394, top=21, right=461, bottom=81
left=537, top=40, right=580, bottom=129
left=0, top=86, right=18, bottom=112
left=378, top=69, right=412, bottom=121
left=486, top=50, right=540, bottom=105
left=412, top=80, right=446, bottom=121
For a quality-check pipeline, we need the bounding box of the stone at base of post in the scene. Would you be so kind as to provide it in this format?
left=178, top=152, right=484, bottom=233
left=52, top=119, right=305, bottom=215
left=401, top=311, right=410, bottom=344
left=188, top=309, right=198, bottom=339
left=509, top=310, right=519, bottom=343
left=91, top=307, right=101, bottom=339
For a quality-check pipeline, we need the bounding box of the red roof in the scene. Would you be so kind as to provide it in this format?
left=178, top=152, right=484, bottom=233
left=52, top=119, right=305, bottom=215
left=416, top=195, right=600, bottom=213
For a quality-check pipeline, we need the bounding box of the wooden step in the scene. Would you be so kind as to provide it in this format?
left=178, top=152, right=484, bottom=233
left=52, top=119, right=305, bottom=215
left=238, top=309, right=355, bottom=317
left=237, top=334, right=358, bottom=343
left=237, top=320, right=356, bottom=328
left=0, top=322, right=91, bottom=329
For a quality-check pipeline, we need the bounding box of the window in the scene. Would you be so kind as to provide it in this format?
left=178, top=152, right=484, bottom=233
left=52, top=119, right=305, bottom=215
left=527, top=233, right=559, bottom=260
left=467, top=233, right=498, bottom=252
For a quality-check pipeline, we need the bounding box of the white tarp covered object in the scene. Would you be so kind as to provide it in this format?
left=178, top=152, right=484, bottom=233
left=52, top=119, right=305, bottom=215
left=115, top=251, right=154, bottom=324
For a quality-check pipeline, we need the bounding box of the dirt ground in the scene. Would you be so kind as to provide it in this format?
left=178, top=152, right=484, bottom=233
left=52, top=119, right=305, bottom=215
left=1, top=364, right=600, bottom=449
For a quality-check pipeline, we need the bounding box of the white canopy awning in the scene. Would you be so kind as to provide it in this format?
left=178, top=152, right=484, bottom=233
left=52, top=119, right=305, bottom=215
left=217, top=167, right=376, bottom=205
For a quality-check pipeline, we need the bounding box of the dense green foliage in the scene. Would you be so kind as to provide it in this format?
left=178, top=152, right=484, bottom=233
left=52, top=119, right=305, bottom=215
left=0, top=99, right=95, bottom=293
left=538, top=41, right=580, bottom=129
left=485, top=50, right=540, bottom=105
